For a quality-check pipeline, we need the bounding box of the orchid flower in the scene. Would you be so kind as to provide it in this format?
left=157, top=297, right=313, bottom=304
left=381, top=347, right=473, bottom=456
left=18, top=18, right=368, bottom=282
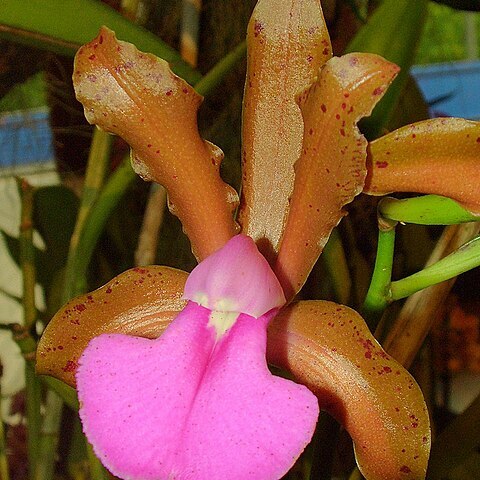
left=36, top=0, right=480, bottom=478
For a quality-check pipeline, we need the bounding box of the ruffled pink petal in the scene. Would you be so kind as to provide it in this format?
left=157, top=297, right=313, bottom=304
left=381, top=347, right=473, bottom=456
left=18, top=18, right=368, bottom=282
left=183, top=234, right=286, bottom=318
left=77, top=303, right=318, bottom=480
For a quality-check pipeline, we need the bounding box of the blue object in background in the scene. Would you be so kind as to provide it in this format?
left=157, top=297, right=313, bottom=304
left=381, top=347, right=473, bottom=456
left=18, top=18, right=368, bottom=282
left=411, top=61, right=480, bottom=120
left=0, top=108, right=54, bottom=174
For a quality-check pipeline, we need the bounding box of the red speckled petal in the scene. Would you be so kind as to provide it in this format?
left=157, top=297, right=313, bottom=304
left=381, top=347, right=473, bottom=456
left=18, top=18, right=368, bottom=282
left=268, top=301, right=430, bottom=480
left=274, top=53, right=399, bottom=299
left=36, top=266, right=187, bottom=387
left=73, top=27, right=238, bottom=260
left=238, top=0, right=332, bottom=263
left=77, top=304, right=318, bottom=480
left=184, top=235, right=285, bottom=318
left=364, top=117, right=480, bottom=214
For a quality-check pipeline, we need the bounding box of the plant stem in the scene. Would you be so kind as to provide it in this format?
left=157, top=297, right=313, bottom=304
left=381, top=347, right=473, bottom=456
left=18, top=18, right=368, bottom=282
left=194, top=41, right=246, bottom=96
left=322, top=229, right=352, bottom=304
left=18, top=179, right=42, bottom=480
left=362, top=219, right=396, bottom=329
left=390, top=234, right=480, bottom=301
left=34, top=392, right=63, bottom=480
left=63, top=129, right=113, bottom=301
left=381, top=223, right=480, bottom=368
left=379, top=195, right=480, bottom=225
left=69, top=156, right=136, bottom=292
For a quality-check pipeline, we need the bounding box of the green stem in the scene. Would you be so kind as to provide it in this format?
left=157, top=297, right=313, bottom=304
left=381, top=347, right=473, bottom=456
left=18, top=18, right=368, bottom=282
left=63, top=129, right=113, bottom=301
left=322, top=229, right=352, bottom=304
left=18, top=179, right=42, bottom=480
left=68, top=156, right=136, bottom=295
left=25, top=363, right=42, bottom=480
left=362, top=220, right=396, bottom=329
left=34, top=392, right=64, bottom=480
left=390, top=234, right=480, bottom=300
left=379, top=195, right=480, bottom=225
left=194, top=41, right=246, bottom=96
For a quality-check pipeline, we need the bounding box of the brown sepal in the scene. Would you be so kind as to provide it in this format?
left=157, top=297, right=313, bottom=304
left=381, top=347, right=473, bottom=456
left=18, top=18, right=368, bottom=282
left=73, top=27, right=238, bottom=260
left=365, top=117, right=480, bottom=214
left=238, top=0, right=332, bottom=264
left=268, top=300, right=430, bottom=480
left=36, top=266, right=187, bottom=386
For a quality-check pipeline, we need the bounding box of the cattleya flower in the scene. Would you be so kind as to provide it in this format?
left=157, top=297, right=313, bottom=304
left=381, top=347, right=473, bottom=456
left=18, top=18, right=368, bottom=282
left=36, top=0, right=480, bottom=478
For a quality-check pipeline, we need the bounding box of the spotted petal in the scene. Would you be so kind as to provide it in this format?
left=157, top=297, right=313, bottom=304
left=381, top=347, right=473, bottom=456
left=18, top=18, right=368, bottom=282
left=364, top=118, right=480, bottom=214
left=275, top=53, right=399, bottom=299
left=269, top=301, right=430, bottom=480
left=239, top=0, right=332, bottom=263
left=73, top=27, right=238, bottom=260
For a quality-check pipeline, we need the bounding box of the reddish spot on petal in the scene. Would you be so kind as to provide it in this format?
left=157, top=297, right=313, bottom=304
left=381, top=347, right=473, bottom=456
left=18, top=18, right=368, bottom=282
left=365, top=351, right=372, bottom=359
left=89, top=54, right=96, bottom=61
left=321, top=104, right=327, bottom=113
left=400, top=466, right=412, bottom=474
left=166, top=90, right=173, bottom=96
left=106, top=287, right=112, bottom=294
left=99, top=35, right=103, bottom=44
left=373, top=86, right=384, bottom=96
left=322, top=47, right=329, bottom=55
left=340, top=129, right=346, bottom=137
left=254, top=20, right=264, bottom=37
left=62, top=360, right=78, bottom=373
left=476, top=137, right=480, bottom=143
left=307, top=55, right=314, bottom=63
left=383, top=366, right=392, bottom=373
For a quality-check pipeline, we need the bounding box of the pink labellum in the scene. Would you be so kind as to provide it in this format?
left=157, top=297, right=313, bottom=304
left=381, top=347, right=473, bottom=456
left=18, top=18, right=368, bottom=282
left=77, top=302, right=318, bottom=480
left=184, top=234, right=286, bottom=319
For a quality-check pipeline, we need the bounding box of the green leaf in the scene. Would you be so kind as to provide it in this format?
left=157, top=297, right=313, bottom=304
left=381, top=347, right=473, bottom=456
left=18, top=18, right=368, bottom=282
left=0, top=72, right=47, bottom=112
left=31, top=186, right=78, bottom=294
left=346, top=0, right=429, bottom=138
left=1, top=228, right=21, bottom=268
left=0, top=0, right=200, bottom=83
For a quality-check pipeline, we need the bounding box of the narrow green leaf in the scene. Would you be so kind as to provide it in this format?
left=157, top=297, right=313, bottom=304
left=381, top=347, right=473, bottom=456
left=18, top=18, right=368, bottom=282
left=390, top=234, right=480, bottom=300
left=0, top=0, right=200, bottom=83
left=345, top=0, right=428, bottom=138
